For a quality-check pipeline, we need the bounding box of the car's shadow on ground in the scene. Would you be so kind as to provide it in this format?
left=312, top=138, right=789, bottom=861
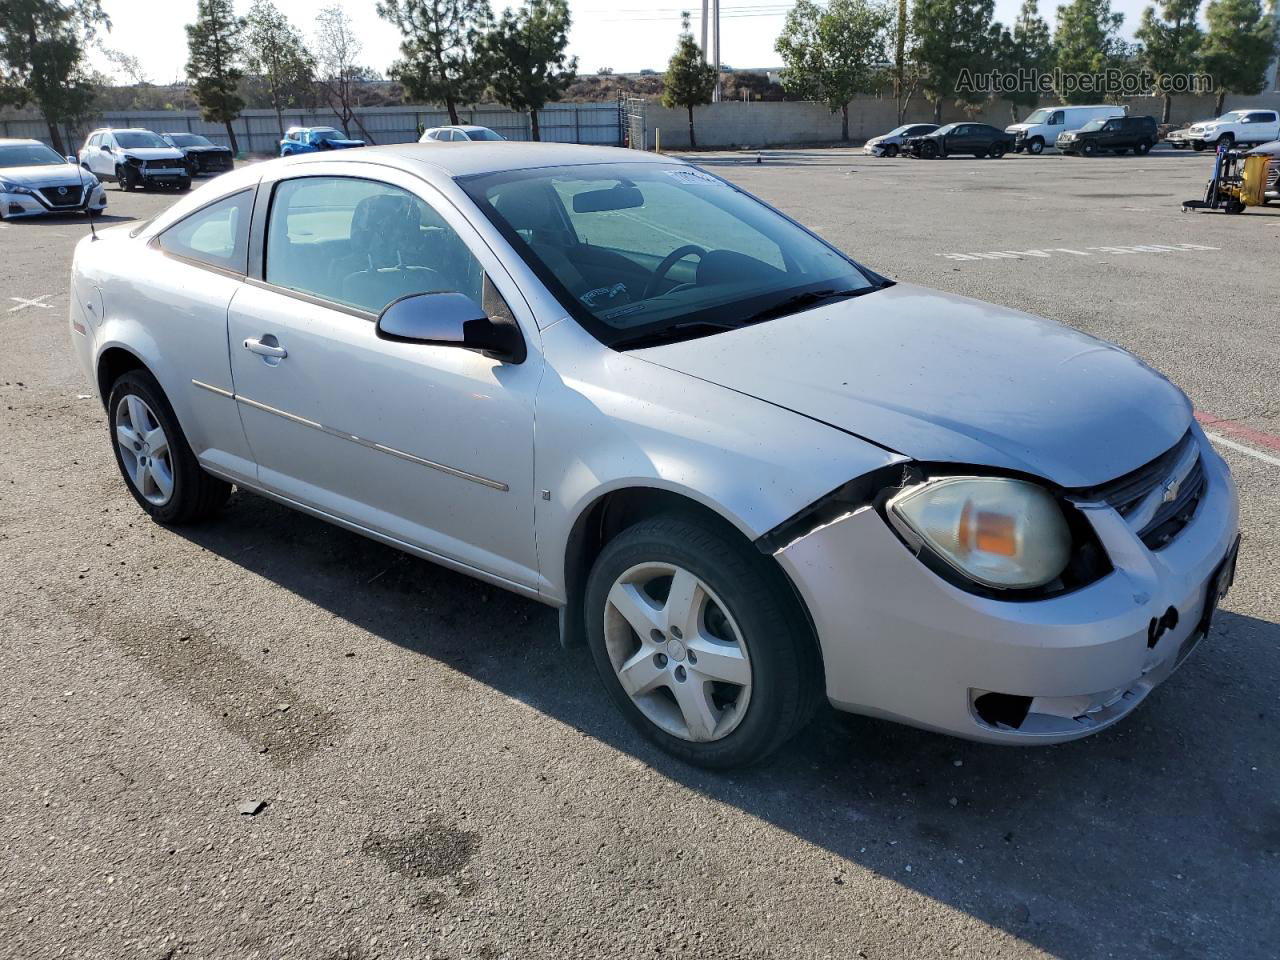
left=4, top=212, right=135, bottom=226
left=175, top=488, right=1279, bottom=959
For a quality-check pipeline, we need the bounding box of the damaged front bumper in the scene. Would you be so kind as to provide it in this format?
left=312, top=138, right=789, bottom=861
left=773, top=429, right=1240, bottom=744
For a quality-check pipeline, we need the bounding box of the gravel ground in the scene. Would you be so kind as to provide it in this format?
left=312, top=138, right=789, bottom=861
left=1, top=148, right=1277, bottom=960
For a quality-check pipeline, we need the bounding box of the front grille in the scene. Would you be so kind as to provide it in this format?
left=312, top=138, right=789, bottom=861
left=1140, top=457, right=1206, bottom=549
left=1079, top=431, right=1205, bottom=550
left=38, top=186, right=84, bottom=207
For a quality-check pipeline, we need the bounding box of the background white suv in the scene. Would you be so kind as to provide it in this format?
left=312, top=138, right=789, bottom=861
left=78, top=128, right=190, bottom=192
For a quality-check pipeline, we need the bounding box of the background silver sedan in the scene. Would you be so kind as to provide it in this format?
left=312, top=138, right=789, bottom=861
left=68, top=143, right=1238, bottom=767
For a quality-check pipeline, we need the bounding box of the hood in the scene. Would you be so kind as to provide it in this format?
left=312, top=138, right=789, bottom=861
left=0, top=163, right=94, bottom=187
left=1006, top=123, right=1032, bottom=132
left=326, top=139, right=365, bottom=148
left=633, top=284, right=1190, bottom=489
left=116, top=147, right=185, bottom=161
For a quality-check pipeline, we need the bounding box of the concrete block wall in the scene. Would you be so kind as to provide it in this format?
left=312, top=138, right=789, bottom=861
left=644, top=93, right=1280, bottom=150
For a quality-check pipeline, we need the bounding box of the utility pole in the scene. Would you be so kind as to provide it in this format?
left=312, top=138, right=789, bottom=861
left=711, top=0, right=721, bottom=102
left=701, top=0, right=709, bottom=64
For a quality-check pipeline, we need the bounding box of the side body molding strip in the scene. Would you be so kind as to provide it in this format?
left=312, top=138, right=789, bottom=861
left=190, top=379, right=509, bottom=492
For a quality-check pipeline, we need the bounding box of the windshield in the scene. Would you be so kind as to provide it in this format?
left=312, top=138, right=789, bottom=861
left=468, top=128, right=505, bottom=141
left=114, top=131, right=168, bottom=149
left=1215, top=112, right=1246, bottom=123
left=933, top=124, right=957, bottom=135
left=461, top=162, right=884, bottom=348
left=310, top=128, right=344, bottom=142
left=167, top=134, right=213, bottom=147
left=1024, top=109, right=1052, bottom=124
left=0, top=143, right=66, bottom=168
left=1079, top=119, right=1106, bottom=132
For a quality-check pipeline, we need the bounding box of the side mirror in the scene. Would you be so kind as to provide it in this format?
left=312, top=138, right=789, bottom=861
left=66, top=155, right=76, bottom=164
left=100, top=144, right=111, bottom=152
left=376, top=291, right=525, bottom=363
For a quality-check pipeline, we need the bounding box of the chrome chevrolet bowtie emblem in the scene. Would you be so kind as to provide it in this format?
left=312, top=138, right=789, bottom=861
left=1161, top=477, right=1181, bottom=503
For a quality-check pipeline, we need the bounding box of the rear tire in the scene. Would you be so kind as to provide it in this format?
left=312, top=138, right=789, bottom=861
left=585, top=514, right=820, bottom=769
left=107, top=369, right=231, bottom=525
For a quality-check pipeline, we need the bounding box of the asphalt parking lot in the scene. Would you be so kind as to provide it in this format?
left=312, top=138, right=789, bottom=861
left=1, top=147, right=1277, bottom=960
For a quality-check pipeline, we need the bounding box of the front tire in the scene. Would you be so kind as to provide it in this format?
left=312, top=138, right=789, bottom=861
left=920, top=141, right=939, bottom=160
left=989, top=142, right=1006, bottom=158
left=1027, top=137, right=1045, bottom=155
left=107, top=370, right=231, bottom=525
left=1082, top=141, right=1099, bottom=156
left=585, top=515, right=819, bottom=768
left=177, top=176, right=192, bottom=192
left=118, top=165, right=136, bottom=191
left=1135, top=140, right=1152, bottom=155
left=883, top=143, right=899, bottom=158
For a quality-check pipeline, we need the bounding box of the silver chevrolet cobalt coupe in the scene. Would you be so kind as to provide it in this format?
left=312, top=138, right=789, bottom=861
left=69, top=143, right=1239, bottom=767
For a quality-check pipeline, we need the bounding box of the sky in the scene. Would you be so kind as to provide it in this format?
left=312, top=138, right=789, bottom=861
left=91, top=0, right=1161, bottom=86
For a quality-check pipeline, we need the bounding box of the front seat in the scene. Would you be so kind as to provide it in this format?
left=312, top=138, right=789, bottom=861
left=341, top=193, right=441, bottom=312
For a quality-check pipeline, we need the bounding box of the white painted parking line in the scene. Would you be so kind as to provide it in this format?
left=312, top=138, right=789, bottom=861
left=1206, top=433, right=1280, bottom=468
left=7, top=295, right=53, bottom=313
left=936, top=243, right=1220, bottom=262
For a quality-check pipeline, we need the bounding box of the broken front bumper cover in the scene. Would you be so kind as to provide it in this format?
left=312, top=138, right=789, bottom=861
left=773, top=428, right=1239, bottom=744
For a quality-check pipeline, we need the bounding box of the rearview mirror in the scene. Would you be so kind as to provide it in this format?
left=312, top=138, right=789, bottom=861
left=572, top=184, right=643, bottom=214
left=376, top=291, right=525, bottom=363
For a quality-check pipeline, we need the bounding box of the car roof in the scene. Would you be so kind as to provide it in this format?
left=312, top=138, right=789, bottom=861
left=0, top=138, right=44, bottom=146
left=281, top=141, right=675, bottom=179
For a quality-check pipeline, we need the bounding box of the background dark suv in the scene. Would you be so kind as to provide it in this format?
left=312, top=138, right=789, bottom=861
left=1058, top=116, right=1158, bottom=156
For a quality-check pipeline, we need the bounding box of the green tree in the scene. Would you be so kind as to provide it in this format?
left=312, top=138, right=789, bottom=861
left=1052, top=0, right=1128, bottom=103
left=244, top=0, right=314, bottom=140
left=312, top=5, right=378, bottom=140
left=481, top=0, right=577, bottom=141
left=186, top=0, right=245, bottom=155
left=0, top=0, right=109, bottom=155
left=377, top=0, right=492, bottom=126
left=1202, top=0, right=1278, bottom=114
left=1135, top=0, right=1202, bottom=123
left=998, top=0, right=1053, bottom=121
left=776, top=0, right=891, bottom=140
left=662, top=13, right=716, bottom=147
left=912, top=0, right=996, bottom=122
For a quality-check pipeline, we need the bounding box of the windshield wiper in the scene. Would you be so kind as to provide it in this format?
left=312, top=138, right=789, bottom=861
left=740, top=286, right=880, bottom=325
left=610, top=319, right=743, bottom=351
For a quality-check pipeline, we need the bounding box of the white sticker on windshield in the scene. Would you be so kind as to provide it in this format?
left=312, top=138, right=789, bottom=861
left=663, top=168, right=720, bottom=185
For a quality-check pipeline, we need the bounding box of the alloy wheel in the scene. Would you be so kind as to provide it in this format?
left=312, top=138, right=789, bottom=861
left=603, top=562, right=753, bottom=743
left=115, top=394, right=174, bottom=506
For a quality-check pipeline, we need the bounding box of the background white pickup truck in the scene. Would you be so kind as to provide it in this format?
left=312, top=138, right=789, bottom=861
left=1166, top=109, right=1280, bottom=151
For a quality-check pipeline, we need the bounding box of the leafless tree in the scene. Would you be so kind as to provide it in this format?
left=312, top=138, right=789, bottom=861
left=311, top=5, right=377, bottom=142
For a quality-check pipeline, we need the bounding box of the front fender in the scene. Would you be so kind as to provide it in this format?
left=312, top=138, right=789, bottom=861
left=533, top=320, right=905, bottom=603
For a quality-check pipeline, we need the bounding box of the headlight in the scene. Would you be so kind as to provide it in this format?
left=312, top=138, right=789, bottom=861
left=0, top=180, right=33, bottom=195
left=888, top=477, right=1071, bottom=589
left=124, top=155, right=142, bottom=165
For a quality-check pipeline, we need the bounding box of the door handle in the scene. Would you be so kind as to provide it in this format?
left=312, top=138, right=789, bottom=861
left=243, top=337, right=287, bottom=360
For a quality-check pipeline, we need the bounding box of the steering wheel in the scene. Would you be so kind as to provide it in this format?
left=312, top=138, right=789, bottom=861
left=643, top=244, right=707, bottom=299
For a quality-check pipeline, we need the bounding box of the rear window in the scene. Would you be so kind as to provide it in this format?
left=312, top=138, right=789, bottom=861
left=158, top=190, right=253, bottom=273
